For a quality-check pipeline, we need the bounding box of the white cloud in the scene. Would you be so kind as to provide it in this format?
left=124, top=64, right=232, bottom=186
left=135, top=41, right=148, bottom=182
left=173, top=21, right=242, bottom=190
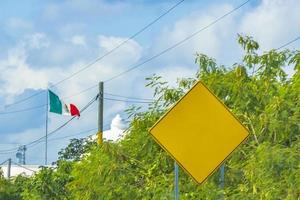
left=2, top=0, right=300, bottom=165
left=0, top=32, right=145, bottom=162
left=155, top=65, right=197, bottom=87
left=25, top=33, right=50, bottom=49
left=98, top=35, right=142, bottom=66
left=6, top=18, right=33, bottom=30
left=66, top=0, right=127, bottom=16
left=70, top=35, right=86, bottom=46
left=0, top=33, right=143, bottom=107
left=0, top=47, right=52, bottom=100
left=42, top=4, right=61, bottom=21
left=239, top=0, right=300, bottom=50
left=5, top=126, right=44, bottom=144
left=151, top=4, right=238, bottom=65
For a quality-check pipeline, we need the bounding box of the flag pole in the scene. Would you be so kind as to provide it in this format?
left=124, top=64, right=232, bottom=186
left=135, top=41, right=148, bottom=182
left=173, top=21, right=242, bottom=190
left=45, top=89, right=48, bottom=165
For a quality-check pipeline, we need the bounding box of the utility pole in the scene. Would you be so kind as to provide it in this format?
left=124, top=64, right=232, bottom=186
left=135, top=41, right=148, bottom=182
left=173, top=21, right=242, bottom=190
left=45, top=90, right=48, bottom=165
left=7, top=158, right=11, bottom=179
left=97, top=82, right=104, bottom=145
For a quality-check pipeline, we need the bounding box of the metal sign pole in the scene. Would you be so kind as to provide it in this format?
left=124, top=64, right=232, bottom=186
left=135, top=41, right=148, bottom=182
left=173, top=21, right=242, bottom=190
left=174, top=161, right=179, bottom=200
left=220, top=164, right=225, bottom=199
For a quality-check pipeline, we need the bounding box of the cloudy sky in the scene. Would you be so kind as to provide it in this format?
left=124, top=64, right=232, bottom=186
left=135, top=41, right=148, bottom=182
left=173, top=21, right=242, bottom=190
left=0, top=0, right=299, bottom=165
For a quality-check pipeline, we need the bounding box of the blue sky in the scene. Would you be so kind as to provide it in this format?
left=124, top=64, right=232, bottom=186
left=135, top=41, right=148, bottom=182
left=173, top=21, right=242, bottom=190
left=0, top=0, right=299, bottom=165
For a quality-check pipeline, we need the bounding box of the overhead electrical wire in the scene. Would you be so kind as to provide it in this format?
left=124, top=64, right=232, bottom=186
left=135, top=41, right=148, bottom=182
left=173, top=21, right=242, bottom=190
left=104, top=97, right=153, bottom=104
left=11, top=161, right=37, bottom=172
left=36, top=0, right=252, bottom=99
left=48, top=128, right=97, bottom=142
left=48, top=124, right=110, bottom=142
left=0, top=104, right=47, bottom=115
left=0, top=159, right=8, bottom=165
left=2, top=0, right=300, bottom=158
left=0, top=94, right=99, bottom=154
left=103, top=0, right=252, bottom=83
left=104, top=92, right=154, bottom=101
left=276, top=36, right=300, bottom=50
left=26, top=94, right=99, bottom=149
left=4, top=0, right=186, bottom=108
left=50, top=0, right=186, bottom=88
left=0, top=96, right=152, bottom=115
left=0, top=150, right=18, bottom=155
left=5, top=91, right=45, bottom=108
left=4, top=1, right=300, bottom=112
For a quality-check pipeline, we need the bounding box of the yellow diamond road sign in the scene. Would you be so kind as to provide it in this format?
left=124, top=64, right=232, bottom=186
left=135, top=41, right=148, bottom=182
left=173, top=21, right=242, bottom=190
left=149, top=81, right=249, bottom=184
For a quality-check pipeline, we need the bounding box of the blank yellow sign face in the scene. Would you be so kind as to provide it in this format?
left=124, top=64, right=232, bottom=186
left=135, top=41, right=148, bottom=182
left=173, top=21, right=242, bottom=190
left=149, top=81, right=249, bottom=184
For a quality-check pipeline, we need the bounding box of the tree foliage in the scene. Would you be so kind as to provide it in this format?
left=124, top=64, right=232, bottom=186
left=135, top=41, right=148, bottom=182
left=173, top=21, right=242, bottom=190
left=2, top=35, right=300, bottom=199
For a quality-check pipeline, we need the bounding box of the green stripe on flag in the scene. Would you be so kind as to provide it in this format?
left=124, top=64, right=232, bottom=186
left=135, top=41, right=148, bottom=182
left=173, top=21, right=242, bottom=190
left=49, top=90, right=62, bottom=114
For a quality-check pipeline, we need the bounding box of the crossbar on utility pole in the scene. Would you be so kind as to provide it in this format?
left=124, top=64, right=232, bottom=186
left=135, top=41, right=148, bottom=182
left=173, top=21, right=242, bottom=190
left=97, top=82, right=104, bottom=145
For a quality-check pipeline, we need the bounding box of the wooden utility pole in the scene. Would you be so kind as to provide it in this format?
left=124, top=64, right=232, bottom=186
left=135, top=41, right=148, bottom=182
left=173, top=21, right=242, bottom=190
left=97, top=82, right=104, bottom=145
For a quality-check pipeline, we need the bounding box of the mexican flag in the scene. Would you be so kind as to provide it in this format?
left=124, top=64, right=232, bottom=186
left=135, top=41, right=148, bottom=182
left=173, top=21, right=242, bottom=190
left=48, top=90, right=80, bottom=117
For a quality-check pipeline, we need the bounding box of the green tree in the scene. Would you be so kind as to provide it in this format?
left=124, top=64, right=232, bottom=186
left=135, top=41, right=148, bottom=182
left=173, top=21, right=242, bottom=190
left=4, top=34, right=299, bottom=199
left=67, top=35, right=300, bottom=199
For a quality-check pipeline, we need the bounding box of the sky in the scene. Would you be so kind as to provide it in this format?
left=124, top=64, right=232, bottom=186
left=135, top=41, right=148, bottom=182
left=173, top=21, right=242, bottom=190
left=0, top=0, right=299, bottom=165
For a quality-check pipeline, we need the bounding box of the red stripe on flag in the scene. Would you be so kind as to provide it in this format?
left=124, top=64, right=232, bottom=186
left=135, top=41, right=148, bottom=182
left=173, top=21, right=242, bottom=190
left=70, top=104, right=80, bottom=117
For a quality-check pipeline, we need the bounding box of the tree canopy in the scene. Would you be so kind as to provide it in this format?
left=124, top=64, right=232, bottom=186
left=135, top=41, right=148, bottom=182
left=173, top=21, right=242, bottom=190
left=1, top=35, right=300, bottom=199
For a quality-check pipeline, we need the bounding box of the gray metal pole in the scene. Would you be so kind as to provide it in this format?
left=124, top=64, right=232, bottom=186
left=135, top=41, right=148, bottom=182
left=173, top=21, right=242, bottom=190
left=174, top=162, right=179, bottom=200
left=7, top=158, right=11, bottom=178
left=220, top=164, right=225, bottom=199
left=97, top=82, right=104, bottom=145
left=45, top=90, right=48, bottom=165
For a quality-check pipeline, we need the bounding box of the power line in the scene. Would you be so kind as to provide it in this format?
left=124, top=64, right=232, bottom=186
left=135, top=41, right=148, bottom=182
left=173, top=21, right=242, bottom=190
left=51, top=0, right=186, bottom=87
left=0, top=159, right=8, bottom=165
left=2, top=0, right=250, bottom=113
left=0, top=142, right=21, bottom=145
left=104, top=92, right=154, bottom=101
left=0, top=150, right=18, bottom=155
left=104, top=0, right=252, bottom=83
left=5, top=91, right=45, bottom=108
left=4, top=0, right=186, bottom=108
left=0, top=104, right=46, bottom=115
left=3, top=0, right=248, bottom=108
left=48, top=128, right=97, bottom=142
left=0, top=95, right=152, bottom=116
left=26, top=94, right=99, bottom=149
left=104, top=97, right=153, bottom=104
left=0, top=94, right=98, bottom=154
left=276, top=36, right=300, bottom=50
left=11, top=161, right=37, bottom=172
left=32, top=17, right=300, bottom=103
left=2, top=0, right=299, bottom=155
left=48, top=124, right=110, bottom=142
left=63, top=85, right=98, bottom=100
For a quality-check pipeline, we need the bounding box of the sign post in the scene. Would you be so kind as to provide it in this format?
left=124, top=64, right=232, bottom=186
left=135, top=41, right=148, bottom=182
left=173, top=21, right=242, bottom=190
left=174, top=162, right=179, bottom=200
left=220, top=164, right=225, bottom=199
